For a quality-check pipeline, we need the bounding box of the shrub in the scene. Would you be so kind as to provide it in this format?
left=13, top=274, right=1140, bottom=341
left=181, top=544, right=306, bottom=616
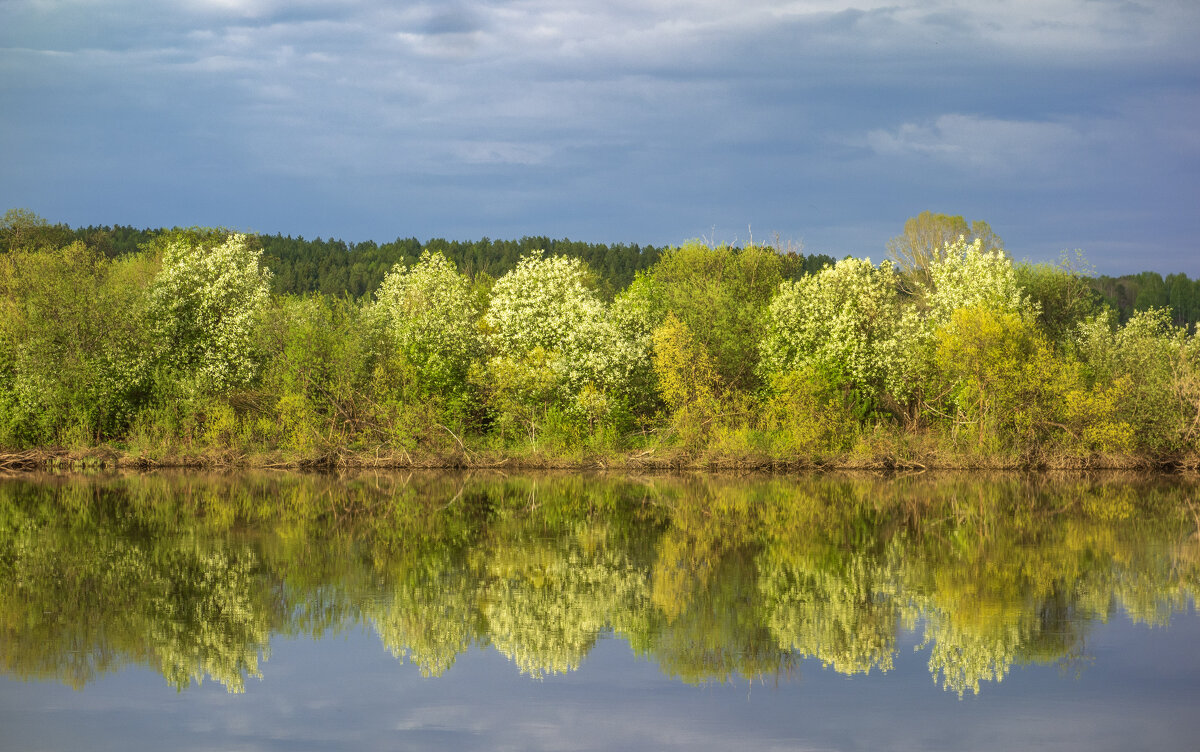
left=1075, top=309, right=1194, bottom=452
left=0, top=242, right=156, bottom=445
left=620, top=241, right=783, bottom=395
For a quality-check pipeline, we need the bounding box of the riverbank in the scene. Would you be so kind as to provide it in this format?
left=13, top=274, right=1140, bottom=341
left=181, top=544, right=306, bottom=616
left=4, top=441, right=1194, bottom=473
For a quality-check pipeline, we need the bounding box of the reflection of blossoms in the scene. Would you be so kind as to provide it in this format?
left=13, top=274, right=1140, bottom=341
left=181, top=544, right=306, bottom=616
left=368, top=557, right=478, bottom=677
left=484, top=543, right=648, bottom=678
left=758, top=551, right=898, bottom=675
left=146, top=547, right=271, bottom=694
left=919, top=613, right=1023, bottom=697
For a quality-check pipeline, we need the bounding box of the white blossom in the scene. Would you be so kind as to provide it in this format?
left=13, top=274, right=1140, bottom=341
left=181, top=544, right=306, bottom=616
left=760, top=257, right=902, bottom=399
left=149, top=233, right=271, bottom=394
left=484, top=252, right=645, bottom=403
left=370, top=251, right=480, bottom=395
left=925, top=237, right=1030, bottom=324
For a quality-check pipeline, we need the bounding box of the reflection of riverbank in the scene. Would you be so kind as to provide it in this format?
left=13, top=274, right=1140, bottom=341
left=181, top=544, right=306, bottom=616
left=0, top=472, right=1196, bottom=694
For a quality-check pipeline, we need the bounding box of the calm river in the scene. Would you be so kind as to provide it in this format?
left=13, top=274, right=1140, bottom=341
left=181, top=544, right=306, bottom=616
left=1, top=471, right=1197, bottom=751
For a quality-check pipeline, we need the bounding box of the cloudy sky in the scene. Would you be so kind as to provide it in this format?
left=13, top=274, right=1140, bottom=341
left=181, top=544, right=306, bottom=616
left=3, top=0, right=1198, bottom=274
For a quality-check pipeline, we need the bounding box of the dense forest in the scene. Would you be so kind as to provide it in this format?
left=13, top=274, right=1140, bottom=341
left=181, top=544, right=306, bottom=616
left=2, top=207, right=1199, bottom=468
left=0, top=213, right=831, bottom=299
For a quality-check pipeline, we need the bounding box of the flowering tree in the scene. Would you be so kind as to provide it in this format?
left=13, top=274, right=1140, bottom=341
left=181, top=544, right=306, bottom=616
left=149, top=232, right=271, bottom=395
left=760, top=257, right=902, bottom=409
left=370, top=251, right=481, bottom=401
left=889, top=237, right=1034, bottom=415
left=485, top=252, right=642, bottom=399
left=478, top=252, right=648, bottom=442
left=925, top=237, right=1029, bottom=323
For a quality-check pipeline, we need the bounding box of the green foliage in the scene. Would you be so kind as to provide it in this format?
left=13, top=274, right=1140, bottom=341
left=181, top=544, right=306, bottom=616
left=1016, top=252, right=1104, bottom=345
left=1075, top=309, right=1197, bottom=452
left=932, top=305, right=1131, bottom=454
left=760, top=367, right=858, bottom=457
left=651, top=314, right=720, bottom=414
left=258, top=234, right=662, bottom=298
left=1089, top=270, right=1200, bottom=328
left=256, top=295, right=378, bottom=452
left=0, top=208, right=74, bottom=253
left=476, top=347, right=562, bottom=447
left=623, top=241, right=784, bottom=395
left=650, top=314, right=722, bottom=447
left=882, top=237, right=1034, bottom=422
left=934, top=305, right=1045, bottom=449
left=0, top=243, right=156, bottom=445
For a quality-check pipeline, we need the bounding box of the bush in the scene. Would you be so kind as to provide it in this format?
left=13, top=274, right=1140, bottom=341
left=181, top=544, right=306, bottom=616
left=621, top=241, right=783, bottom=395
left=1075, top=309, right=1194, bottom=452
left=760, top=367, right=858, bottom=458
left=932, top=305, right=1130, bottom=455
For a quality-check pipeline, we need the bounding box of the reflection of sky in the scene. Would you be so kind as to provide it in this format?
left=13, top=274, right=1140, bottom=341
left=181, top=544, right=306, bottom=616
left=2, top=1, right=1200, bottom=274
left=4, top=615, right=1199, bottom=752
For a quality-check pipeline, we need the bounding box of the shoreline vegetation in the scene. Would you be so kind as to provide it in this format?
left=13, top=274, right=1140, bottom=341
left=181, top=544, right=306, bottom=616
left=3, top=209, right=1200, bottom=473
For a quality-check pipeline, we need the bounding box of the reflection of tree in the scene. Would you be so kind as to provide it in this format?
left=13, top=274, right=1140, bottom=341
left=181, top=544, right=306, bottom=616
left=483, top=536, right=649, bottom=678
left=759, top=549, right=898, bottom=675
left=145, top=547, right=270, bottom=693
left=645, top=547, right=794, bottom=684
left=1, top=471, right=1198, bottom=696
left=0, top=503, right=272, bottom=692
left=920, top=611, right=1021, bottom=696
left=367, top=554, right=480, bottom=677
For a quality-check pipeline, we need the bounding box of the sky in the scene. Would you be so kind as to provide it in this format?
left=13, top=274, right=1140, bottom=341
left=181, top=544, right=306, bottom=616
left=2, top=0, right=1199, bottom=275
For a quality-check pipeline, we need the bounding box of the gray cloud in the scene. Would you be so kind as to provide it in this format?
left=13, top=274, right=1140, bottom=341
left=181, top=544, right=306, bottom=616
left=2, top=0, right=1198, bottom=272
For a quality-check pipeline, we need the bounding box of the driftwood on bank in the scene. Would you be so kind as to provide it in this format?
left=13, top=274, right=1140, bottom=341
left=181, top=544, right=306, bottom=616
left=0, top=450, right=66, bottom=472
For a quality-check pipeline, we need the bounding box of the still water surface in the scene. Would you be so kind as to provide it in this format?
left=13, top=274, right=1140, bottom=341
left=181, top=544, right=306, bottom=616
left=1, top=471, right=1198, bottom=750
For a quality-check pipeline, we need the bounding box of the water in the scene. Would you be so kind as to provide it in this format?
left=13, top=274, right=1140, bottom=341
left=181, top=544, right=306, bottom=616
left=0, top=471, right=1197, bottom=750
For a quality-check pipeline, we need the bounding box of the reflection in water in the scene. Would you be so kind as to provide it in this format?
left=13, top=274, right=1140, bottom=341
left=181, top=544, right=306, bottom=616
left=0, top=472, right=1196, bottom=695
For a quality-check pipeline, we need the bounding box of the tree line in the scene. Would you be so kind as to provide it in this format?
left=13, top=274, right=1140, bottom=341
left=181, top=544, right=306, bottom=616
left=3, top=208, right=1194, bottom=325
left=2, top=207, right=1199, bottom=466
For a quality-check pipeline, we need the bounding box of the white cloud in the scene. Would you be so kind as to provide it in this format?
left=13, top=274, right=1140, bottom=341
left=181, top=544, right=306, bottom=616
left=4, top=0, right=1199, bottom=271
